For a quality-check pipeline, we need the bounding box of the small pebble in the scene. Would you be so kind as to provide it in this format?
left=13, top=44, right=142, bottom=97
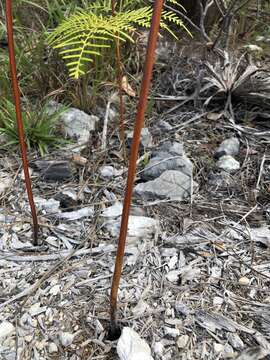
left=238, top=276, right=250, bottom=286
left=166, top=270, right=181, bottom=283
left=48, top=342, right=58, bottom=353
left=0, top=321, right=15, bottom=339
left=59, top=331, right=74, bottom=347
left=164, top=326, right=180, bottom=338
left=215, top=137, right=240, bottom=159
left=177, top=335, right=189, bottom=349
left=217, top=155, right=240, bottom=172
left=214, top=343, right=224, bottom=353
left=154, top=341, right=164, bottom=356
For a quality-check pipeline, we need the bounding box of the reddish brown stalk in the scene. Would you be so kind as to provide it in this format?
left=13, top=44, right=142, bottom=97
left=109, top=0, right=164, bottom=334
left=5, top=0, right=39, bottom=245
left=111, top=0, right=126, bottom=154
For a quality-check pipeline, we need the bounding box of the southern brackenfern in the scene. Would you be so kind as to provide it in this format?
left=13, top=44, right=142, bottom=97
left=47, top=1, right=190, bottom=79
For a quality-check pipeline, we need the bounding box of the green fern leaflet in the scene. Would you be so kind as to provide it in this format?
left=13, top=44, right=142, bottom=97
left=47, top=2, right=190, bottom=79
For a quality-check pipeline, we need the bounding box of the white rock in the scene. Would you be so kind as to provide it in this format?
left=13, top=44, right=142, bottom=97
left=168, top=255, right=178, bottom=270
left=59, top=331, right=74, bottom=347
left=100, top=166, right=123, bottom=179
left=166, top=270, right=181, bottom=283
left=117, top=327, right=153, bottom=360
left=126, top=128, right=153, bottom=148
left=213, top=297, right=224, bottom=306
left=34, top=197, right=60, bottom=214
left=48, top=342, right=58, bottom=353
left=132, top=299, right=149, bottom=317
left=29, top=303, right=46, bottom=316
left=0, top=175, right=12, bottom=195
left=105, top=216, right=159, bottom=245
left=101, top=202, right=123, bottom=218
left=57, top=206, right=94, bottom=220
left=0, top=321, right=15, bottom=339
left=250, top=226, right=270, bottom=247
left=177, top=335, right=189, bottom=349
left=153, top=341, right=164, bottom=356
left=217, top=155, right=240, bottom=172
left=238, top=276, right=250, bottom=286
left=215, top=137, right=240, bottom=158
left=135, top=170, right=193, bottom=201
left=214, top=343, right=224, bottom=353
left=60, top=108, right=99, bottom=146
left=49, top=284, right=61, bottom=296
left=164, top=326, right=180, bottom=337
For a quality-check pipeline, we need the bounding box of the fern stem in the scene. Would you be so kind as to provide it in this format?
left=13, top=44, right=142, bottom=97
left=109, top=0, right=164, bottom=335
left=5, top=0, right=39, bottom=245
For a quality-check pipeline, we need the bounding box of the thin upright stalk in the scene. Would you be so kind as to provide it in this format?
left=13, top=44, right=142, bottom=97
left=109, top=0, right=164, bottom=334
left=5, top=0, right=39, bottom=245
left=111, top=0, right=126, bottom=154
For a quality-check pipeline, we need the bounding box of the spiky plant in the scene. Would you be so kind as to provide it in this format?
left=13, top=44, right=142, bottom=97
left=47, top=0, right=190, bottom=79
left=0, top=100, right=68, bottom=156
left=202, top=52, right=270, bottom=109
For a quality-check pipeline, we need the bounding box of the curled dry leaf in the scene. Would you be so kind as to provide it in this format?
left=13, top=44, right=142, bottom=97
left=121, top=76, right=136, bottom=97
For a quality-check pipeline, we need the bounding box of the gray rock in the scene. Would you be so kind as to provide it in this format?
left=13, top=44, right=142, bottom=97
left=48, top=342, right=58, bottom=354
left=59, top=332, right=74, bottom=347
left=175, top=302, right=189, bottom=316
left=31, top=160, right=73, bottom=182
left=0, top=321, right=15, bottom=339
left=99, top=165, right=123, bottom=179
left=214, top=137, right=240, bottom=159
left=177, top=335, right=189, bottom=349
left=126, top=128, right=153, bottom=148
left=142, top=152, right=192, bottom=181
left=101, top=202, right=123, bottom=218
left=105, top=215, right=159, bottom=245
left=156, top=141, right=184, bottom=156
left=208, top=171, right=234, bottom=188
left=135, top=170, right=193, bottom=200
left=141, top=141, right=192, bottom=181
left=217, top=155, right=240, bottom=172
left=157, top=120, right=172, bottom=131
left=60, top=108, right=99, bottom=145
left=117, top=327, right=154, bottom=360
left=34, top=197, right=60, bottom=214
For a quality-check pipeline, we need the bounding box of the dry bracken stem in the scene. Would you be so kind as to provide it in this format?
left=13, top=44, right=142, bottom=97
left=5, top=0, right=39, bottom=245
left=109, top=0, right=164, bottom=331
left=111, top=0, right=126, bottom=158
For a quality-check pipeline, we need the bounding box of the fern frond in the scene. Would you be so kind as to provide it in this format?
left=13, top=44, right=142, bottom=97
left=161, top=10, right=192, bottom=38
left=47, top=3, right=189, bottom=79
left=167, top=0, right=187, bottom=12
